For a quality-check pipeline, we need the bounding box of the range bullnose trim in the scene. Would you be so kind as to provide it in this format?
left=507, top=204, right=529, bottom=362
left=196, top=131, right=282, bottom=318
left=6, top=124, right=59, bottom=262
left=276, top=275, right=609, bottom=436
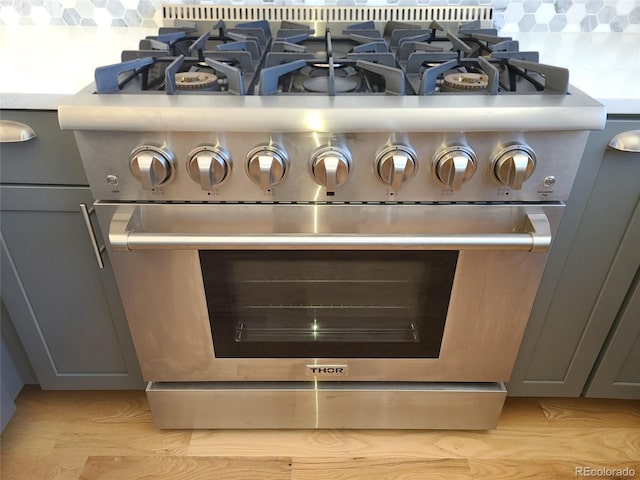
left=58, top=90, right=606, bottom=133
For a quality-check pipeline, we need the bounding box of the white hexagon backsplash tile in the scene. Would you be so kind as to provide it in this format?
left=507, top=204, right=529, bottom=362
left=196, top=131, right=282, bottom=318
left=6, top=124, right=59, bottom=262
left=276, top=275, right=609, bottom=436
left=615, top=1, right=636, bottom=15
left=535, top=2, right=555, bottom=22
left=565, top=2, right=587, bottom=22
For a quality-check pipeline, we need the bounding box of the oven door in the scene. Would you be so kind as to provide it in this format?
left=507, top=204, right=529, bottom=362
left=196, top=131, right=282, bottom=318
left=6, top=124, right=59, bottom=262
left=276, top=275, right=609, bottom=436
left=98, top=202, right=562, bottom=383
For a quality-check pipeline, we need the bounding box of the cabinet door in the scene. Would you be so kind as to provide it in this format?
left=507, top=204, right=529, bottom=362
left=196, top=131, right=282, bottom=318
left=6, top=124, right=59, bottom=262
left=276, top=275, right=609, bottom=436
left=585, top=201, right=640, bottom=399
left=0, top=185, right=143, bottom=389
left=508, top=117, right=640, bottom=397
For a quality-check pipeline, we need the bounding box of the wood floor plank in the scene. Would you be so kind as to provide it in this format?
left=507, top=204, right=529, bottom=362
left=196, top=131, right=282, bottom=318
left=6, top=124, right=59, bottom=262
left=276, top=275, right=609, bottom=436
left=0, top=454, right=87, bottom=480
left=493, top=397, right=640, bottom=428
left=495, top=398, right=549, bottom=427
left=433, top=427, right=640, bottom=461
left=11, top=388, right=152, bottom=425
left=469, top=460, right=640, bottom=480
left=469, top=459, right=577, bottom=480
left=69, top=390, right=153, bottom=426
left=552, top=461, right=640, bottom=480
left=52, top=424, right=192, bottom=457
left=1, top=417, right=67, bottom=456
left=291, top=458, right=471, bottom=480
left=8, top=387, right=94, bottom=421
left=537, top=398, right=640, bottom=427
left=50, top=390, right=190, bottom=457
left=78, top=456, right=292, bottom=480
left=187, top=429, right=431, bottom=458
left=187, top=427, right=640, bottom=462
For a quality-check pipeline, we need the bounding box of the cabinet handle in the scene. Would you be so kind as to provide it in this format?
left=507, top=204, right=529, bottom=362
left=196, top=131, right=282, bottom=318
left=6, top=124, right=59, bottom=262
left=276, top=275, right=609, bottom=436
left=608, top=130, right=640, bottom=153
left=0, top=120, right=37, bottom=143
left=80, top=203, right=105, bottom=269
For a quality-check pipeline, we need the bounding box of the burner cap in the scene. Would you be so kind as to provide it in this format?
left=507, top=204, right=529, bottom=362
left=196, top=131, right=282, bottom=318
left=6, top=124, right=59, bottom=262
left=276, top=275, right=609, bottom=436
left=303, top=77, right=359, bottom=93
left=175, top=72, right=218, bottom=90
left=443, top=73, right=489, bottom=91
left=302, top=64, right=356, bottom=78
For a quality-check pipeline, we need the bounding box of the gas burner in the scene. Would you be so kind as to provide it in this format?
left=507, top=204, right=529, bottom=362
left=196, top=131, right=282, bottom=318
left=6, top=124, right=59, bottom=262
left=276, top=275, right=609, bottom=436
left=301, top=63, right=356, bottom=77
left=303, top=76, right=359, bottom=93
left=175, top=72, right=219, bottom=90
left=442, top=72, right=489, bottom=92
left=293, top=63, right=362, bottom=93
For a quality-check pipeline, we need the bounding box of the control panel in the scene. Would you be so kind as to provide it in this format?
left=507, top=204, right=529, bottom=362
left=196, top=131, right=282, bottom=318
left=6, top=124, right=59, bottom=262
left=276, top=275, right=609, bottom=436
left=81, top=130, right=589, bottom=203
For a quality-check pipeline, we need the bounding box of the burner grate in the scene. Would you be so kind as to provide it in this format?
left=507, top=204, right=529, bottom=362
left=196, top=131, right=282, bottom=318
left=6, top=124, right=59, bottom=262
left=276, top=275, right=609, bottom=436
left=258, top=29, right=405, bottom=97
left=92, top=12, right=570, bottom=97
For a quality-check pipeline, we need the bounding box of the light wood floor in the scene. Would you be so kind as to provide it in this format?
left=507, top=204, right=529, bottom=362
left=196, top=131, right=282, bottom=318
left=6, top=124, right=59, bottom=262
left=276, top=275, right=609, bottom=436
left=1, top=387, right=638, bottom=480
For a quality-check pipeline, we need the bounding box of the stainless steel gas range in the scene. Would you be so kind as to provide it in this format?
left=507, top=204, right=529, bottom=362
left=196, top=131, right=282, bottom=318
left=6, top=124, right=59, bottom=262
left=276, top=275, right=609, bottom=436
left=59, top=6, right=605, bottom=430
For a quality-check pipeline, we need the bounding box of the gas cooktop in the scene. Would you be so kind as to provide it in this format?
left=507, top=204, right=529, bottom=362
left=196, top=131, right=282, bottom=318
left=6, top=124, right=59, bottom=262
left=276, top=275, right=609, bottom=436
left=94, top=15, right=569, bottom=97
left=59, top=6, right=605, bottom=206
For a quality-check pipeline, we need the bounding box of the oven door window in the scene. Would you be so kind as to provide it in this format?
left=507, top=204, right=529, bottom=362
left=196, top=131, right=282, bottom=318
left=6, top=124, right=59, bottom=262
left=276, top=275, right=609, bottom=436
left=200, top=251, right=458, bottom=358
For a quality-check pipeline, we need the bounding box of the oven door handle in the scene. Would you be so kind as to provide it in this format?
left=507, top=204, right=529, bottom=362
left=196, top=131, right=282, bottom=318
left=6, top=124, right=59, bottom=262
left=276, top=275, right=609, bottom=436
left=109, top=211, right=551, bottom=252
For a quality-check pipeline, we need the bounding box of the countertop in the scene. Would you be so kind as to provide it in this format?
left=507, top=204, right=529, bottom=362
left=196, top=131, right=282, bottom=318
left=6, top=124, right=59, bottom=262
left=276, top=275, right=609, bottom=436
left=0, top=26, right=638, bottom=114
left=510, top=33, right=640, bottom=115
left=0, top=26, right=157, bottom=109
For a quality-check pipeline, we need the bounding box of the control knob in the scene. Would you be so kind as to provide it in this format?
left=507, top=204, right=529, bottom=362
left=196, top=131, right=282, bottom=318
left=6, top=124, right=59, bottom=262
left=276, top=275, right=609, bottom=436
left=310, top=146, right=352, bottom=195
left=493, top=145, right=536, bottom=190
left=433, top=146, right=477, bottom=190
left=187, top=146, right=230, bottom=190
left=246, top=145, right=288, bottom=191
left=375, top=145, right=417, bottom=191
left=129, top=145, right=174, bottom=190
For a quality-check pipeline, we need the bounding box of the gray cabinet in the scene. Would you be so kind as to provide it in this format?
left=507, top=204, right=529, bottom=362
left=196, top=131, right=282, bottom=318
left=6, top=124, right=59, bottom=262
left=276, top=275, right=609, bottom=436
left=0, top=110, right=143, bottom=390
left=508, top=116, right=640, bottom=398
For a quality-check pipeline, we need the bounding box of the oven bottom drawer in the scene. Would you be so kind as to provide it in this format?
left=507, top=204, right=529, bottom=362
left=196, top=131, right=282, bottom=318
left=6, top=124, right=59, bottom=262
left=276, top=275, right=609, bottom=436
left=146, top=381, right=507, bottom=430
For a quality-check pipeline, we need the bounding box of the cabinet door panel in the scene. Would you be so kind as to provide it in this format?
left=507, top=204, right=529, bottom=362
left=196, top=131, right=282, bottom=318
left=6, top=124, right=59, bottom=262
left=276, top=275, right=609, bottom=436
left=585, top=201, right=640, bottom=399
left=1, top=185, right=143, bottom=389
left=586, top=281, right=640, bottom=398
